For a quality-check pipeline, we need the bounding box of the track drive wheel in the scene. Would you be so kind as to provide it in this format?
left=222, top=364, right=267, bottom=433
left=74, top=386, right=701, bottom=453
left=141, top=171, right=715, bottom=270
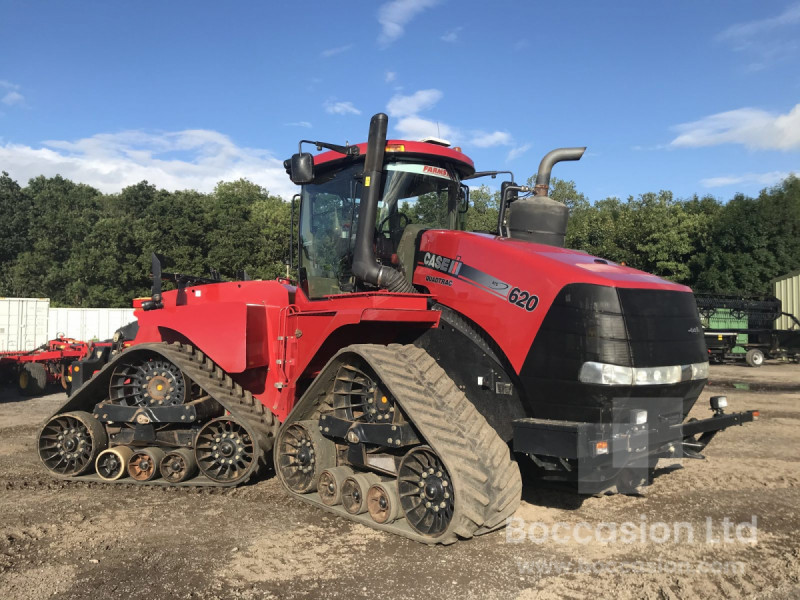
left=397, top=446, right=454, bottom=537
left=109, top=356, right=188, bottom=407
left=195, top=417, right=261, bottom=484
left=276, top=420, right=336, bottom=493
left=160, top=448, right=198, bottom=483
left=95, top=446, right=134, bottom=481
left=38, top=411, right=108, bottom=476
left=128, top=447, right=166, bottom=481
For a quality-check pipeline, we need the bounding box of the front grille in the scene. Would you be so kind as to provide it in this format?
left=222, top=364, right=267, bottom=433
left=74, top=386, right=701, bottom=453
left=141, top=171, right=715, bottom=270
left=519, top=283, right=707, bottom=422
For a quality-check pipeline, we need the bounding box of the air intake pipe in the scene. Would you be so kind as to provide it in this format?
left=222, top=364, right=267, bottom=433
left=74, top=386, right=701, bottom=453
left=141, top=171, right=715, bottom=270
left=352, top=113, right=415, bottom=293
left=507, top=147, right=586, bottom=247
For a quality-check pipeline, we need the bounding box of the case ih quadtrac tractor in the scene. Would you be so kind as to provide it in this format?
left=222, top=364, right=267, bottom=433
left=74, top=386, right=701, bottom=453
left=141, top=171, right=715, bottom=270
left=38, top=113, right=757, bottom=544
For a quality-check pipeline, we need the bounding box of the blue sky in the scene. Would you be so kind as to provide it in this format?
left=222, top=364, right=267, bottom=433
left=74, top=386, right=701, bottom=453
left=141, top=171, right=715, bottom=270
left=1, top=0, right=798, bottom=201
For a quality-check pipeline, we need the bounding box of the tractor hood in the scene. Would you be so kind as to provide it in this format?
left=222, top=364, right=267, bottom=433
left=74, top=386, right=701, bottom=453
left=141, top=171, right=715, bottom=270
left=413, top=230, right=698, bottom=374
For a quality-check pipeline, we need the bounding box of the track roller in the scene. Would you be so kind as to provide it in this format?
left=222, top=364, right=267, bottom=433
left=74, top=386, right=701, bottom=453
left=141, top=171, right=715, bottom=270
left=160, top=448, right=198, bottom=483
left=128, top=447, right=166, bottom=481
left=318, top=466, right=354, bottom=506
left=341, top=472, right=381, bottom=515
left=367, top=480, right=402, bottom=524
left=38, top=411, right=108, bottom=476
left=95, top=446, right=134, bottom=481
left=276, top=420, right=336, bottom=493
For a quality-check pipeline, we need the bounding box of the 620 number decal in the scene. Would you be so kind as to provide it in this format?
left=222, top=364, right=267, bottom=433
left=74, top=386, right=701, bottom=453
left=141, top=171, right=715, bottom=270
left=508, top=287, right=539, bottom=312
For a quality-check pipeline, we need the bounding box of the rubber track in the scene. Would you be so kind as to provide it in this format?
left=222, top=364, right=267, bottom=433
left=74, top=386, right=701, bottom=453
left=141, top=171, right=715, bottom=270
left=282, top=343, right=522, bottom=544
left=42, top=341, right=280, bottom=487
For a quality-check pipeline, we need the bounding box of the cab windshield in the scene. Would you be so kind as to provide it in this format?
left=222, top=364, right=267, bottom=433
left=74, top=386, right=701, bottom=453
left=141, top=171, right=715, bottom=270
left=298, top=158, right=463, bottom=298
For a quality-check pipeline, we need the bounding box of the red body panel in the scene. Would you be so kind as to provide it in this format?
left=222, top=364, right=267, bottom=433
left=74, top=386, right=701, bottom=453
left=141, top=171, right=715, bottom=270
left=128, top=281, right=437, bottom=422
left=414, top=230, right=689, bottom=372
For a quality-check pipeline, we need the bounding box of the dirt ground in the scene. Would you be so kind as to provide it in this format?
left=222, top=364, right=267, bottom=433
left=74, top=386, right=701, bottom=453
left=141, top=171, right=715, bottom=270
left=1, top=361, right=798, bottom=600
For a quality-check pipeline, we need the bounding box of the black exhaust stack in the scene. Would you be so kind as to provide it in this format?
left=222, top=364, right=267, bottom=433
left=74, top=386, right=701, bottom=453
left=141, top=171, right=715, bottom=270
left=352, top=113, right=415, bottom=293
left=507, top=147, right=586, bottom=247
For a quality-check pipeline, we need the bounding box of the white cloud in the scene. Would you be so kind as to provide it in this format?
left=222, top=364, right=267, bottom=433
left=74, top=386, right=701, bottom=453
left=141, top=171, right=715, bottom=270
left=385, top=70, right=396, bottom=83
left=441, top=27, right=462, bottom=43
left=378, top=0, right=439, bottom=46
left=285, top=121, right=312, bottom=128
left=394, top=116, right=457, bottom=141
left=320, top=44, right=353, bottom=58
left=385, top=89, right=515, bottom=151
left=670, top=103, right=800, bottom=150
left=2, top=91, right=24, bottom=106
left=716, top=4, right=800, bottom=70
left=716, top=3, right=800, bottom=41
left=386, top=89, right=443, bottom=117
left=0, top=129, right=297, bottom=197
left=506, top=143, right=532, bottom=161
left=470, top=131, right=512, bottom=148
left=323, top=100, right=361, bottom=115
left=700, top=170, right=794, bottom=188
left=1, top=80, right=24, bottom=107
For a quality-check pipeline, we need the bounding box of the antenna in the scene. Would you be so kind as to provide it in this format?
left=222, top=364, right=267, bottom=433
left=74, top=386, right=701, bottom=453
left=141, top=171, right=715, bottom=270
left=437, top=122, right=441, bottom=137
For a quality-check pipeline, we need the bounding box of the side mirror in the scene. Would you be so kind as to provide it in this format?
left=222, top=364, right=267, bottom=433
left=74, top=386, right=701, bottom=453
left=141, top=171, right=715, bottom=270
left=289, top=153, right=314, bottom=184
left=501, top=180, right=518, bottom=205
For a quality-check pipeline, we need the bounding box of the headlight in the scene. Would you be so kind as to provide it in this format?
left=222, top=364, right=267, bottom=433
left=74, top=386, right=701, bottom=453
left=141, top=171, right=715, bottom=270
left=579, top=361, right=710, bottom=386
left=691, top=361, right=709, bottom=379
left=578, top=362, right=633, bottom=385
left=710, top=395, right=728, bottom=410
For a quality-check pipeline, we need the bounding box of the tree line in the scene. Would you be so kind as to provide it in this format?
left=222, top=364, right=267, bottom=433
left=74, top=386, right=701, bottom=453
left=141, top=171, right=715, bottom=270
left=0, top=171, right=797, bottom=307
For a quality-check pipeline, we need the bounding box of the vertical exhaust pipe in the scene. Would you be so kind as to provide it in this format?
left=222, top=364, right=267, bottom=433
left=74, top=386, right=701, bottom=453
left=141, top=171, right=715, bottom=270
left=352, top=113, right=415, bottom=292
left=533, top=147, right=586, bottom=196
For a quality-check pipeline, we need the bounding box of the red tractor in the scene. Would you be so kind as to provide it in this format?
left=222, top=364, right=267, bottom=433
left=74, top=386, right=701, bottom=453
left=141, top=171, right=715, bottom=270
left=38, top=113, right=757, bottom=544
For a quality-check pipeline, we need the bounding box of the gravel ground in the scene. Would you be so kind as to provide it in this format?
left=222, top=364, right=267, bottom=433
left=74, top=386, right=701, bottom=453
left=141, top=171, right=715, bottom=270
left=0, top=362, right=798, bottom=599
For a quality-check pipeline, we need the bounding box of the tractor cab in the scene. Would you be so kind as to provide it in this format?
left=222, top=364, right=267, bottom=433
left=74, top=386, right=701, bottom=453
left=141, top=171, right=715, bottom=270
left=288, top=137, right=475, bottom=298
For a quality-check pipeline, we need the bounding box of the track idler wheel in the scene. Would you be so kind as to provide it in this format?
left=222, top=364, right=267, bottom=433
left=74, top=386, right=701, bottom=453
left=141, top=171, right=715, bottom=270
left=276, top=420, right=336, bottom=493
left=38, top=411, right=108, bottom=476
left=367, top=481, right=402, bottom=524
left=128, top=447, right=166, bottom=481
left=160, top=448, right=198, bottom=483
left=318, top=466, right=354, bottom=506
left=195, top=417, right=260, bottom=484
left=341, top=472, right=381, bottom=515
left=397, top=446, right=454, bottom=537
left=95, top=446, right=134, bottom=481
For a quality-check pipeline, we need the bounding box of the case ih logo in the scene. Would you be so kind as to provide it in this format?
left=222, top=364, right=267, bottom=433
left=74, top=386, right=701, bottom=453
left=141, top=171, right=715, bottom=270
left=423, top=166, right=449, bottom=177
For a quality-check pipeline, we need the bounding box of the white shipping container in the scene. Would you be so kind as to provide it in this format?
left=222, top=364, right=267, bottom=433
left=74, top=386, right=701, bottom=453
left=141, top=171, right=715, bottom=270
left=47, top=308, right=136, bottom=342
left=0, top=297, right=51, bottom=352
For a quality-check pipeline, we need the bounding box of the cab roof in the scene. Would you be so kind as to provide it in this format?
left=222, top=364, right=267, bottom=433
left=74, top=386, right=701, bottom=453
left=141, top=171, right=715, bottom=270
left=312, top=139, right=476, bottom=178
